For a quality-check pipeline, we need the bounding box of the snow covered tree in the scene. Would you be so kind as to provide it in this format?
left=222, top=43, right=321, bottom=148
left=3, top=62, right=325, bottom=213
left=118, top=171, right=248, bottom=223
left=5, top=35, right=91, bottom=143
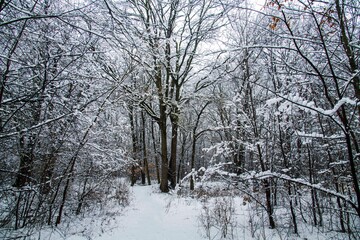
left=102, top=0, right=233, bottom=192
left=264, top=0, right=360, bottom=220
left=0, top=1, right=131, bottom=235
left=199, top=0, right=359, bottom=233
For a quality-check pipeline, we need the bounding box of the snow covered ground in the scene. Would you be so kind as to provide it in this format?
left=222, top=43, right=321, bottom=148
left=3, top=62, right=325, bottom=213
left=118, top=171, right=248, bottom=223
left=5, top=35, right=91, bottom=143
left=36, top=184, right=203, bottom=240
left=13, top=183, right=353, bottom=240
left=86, top=185, right=202, bottom=240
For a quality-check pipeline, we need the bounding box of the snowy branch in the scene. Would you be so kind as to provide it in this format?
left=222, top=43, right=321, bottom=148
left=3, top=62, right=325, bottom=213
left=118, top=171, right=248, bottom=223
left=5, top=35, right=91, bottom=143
left=249, top=171, right=359, bottom=214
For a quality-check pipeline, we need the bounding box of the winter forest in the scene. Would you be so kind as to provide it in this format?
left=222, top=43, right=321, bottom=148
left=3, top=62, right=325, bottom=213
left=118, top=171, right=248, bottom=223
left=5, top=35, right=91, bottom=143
left=0, top=0, right=359, bottom=239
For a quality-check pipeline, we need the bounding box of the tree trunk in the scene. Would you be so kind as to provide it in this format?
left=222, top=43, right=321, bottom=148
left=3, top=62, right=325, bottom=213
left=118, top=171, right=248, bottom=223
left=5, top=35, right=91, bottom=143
left=335, top=0, right=360, bottom=117
left=288, top=184, right=298, bottom=234
left=129, top=104, right=139, bottom=185
left=151, top=121, right=161, bottom=184
left=159, top=115, right=169, bottom=192
left=264, top=179, right=276, bottom=229
left=190, top=130, right=196, bottom=191
left=307, top=145, right=319, bottom=226
left=40, top=154, right=56, bottom=194
left=14, top=134, right=34, bottom=188
left=56, top=155, right=76, bottom=226
left=169, top=117, right=178, bottom=189
left=130, top=165, right=137, bottom=186
left=141, top=111, right=151, bottom=185
left=157, top=82, right=169, bottom=192
left=257, top=143, right=275, bottom=229
left=177, top=133, right=187, bottom=184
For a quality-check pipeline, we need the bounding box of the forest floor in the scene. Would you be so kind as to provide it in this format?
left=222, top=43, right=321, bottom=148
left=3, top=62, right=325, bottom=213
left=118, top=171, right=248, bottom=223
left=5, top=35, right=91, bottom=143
left=29, top=183, right=352, bottom=240
left=83, top=184, right=202, bottom=240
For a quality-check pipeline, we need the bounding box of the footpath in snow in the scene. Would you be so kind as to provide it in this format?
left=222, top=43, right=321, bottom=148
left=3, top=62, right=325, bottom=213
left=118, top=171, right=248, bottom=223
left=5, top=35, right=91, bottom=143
left=70, top=184, right=203, bottom=240
left=42, top=183, right=352, bottom=240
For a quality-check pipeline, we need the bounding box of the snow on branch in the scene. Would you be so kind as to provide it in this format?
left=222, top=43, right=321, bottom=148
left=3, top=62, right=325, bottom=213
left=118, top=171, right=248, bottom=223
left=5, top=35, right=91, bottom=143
left=266, top=93, right=359, bottom=117
left=179, top=162, right=236, bottom=186
left=182, top=162, right=358, bottom=214
left=294, top=131, right=343, bottom=140
left=320, top=98, right=359, bottom=115
left=0, top=113, right=71, bottom=139
left=248, top=171, right=358, bottom=213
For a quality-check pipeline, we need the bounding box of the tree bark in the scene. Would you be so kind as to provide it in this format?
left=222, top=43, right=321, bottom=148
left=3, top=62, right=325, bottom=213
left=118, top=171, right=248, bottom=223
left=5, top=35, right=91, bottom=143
left=141, top=111, right=151, bottom=185
left=151, top=120, right=161, bottom=184
left=169, top=115, right=178, bottom=189
left=14, top=134, right=34, bottom=188
left=189, top=133, right=196, bottom=191
left=156, top=66, right=169, bottom=193
left=129, top=104, right=139, bottom=186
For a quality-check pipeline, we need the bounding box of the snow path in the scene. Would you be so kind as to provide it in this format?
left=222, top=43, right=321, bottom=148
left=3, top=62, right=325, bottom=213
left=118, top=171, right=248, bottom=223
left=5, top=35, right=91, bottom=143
left=95, top=185, right=202, bottom=240
left=52, top=183, right=349, bottom=240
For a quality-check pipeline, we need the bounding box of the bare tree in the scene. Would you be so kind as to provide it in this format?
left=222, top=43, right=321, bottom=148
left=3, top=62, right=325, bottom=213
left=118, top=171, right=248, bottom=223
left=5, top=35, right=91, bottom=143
left=103, top=0, right=231, bottom=192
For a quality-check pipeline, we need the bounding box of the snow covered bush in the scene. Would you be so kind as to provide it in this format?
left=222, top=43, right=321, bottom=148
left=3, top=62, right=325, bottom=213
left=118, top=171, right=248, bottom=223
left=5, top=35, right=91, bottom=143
left=112, top=179, right=131, bottom=207
left=198, top=196, right=237, bottom=240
